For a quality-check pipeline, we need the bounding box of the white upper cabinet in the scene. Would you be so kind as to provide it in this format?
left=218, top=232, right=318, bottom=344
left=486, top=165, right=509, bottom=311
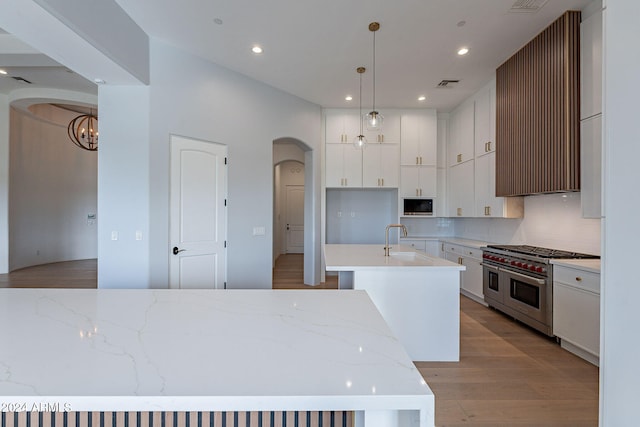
left=447, top=161, right=474, bottom=217
left=363, top=111, right=401, bottom=144
left=474, top=81, right=496, bottom=156
left=325, top=143, right=362, bottom=188
left=580, top=6, right=603, bottom=120
left=400, top=166, right=437, bottom=198
left=325, top=111, right=360, bottom=144
left=581, top=115, right=602, bottom=218
left=448, top=99, right=475, bottom=166
left=474, top=152, right=524, bottom=218
left=363, top=143, right=400, bottom=188
left=400, top=111, right=437, bottom=166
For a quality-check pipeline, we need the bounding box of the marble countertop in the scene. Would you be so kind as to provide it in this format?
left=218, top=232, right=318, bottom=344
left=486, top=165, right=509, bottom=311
left=550, top=258, right=601, bottom=273
left=0, top=289, right=432, bottom=413
left=324, top=244, right=465, bottom=271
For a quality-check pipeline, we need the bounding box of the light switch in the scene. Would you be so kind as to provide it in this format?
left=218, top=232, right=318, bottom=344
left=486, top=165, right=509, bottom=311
left=111, top=231, right=118, bottom=241
left=253, top=226, right=266, bottom=236
left=135, top=230, right=143, bottom=241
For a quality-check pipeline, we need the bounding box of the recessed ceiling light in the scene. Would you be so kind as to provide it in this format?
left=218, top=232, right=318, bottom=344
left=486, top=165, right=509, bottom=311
left=0, top=69, right=7, bottom=75
left=345, top=95, right=353, bottom=101
left=252, top=46, right=263, bottom=54
left=418, top=96, right=426, bottom=101
left=458, top=47, right=469, bottom=56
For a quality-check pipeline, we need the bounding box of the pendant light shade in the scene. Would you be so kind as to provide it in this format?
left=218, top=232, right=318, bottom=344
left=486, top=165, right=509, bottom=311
left=366, top=22, right=383, bottom=131
left=353, top=66, right=368, bottom=149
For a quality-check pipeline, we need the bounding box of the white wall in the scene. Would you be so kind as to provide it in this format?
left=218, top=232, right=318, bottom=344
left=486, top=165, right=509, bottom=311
left=601, top=0, right=640, bottom=423
left=455, top=192, right=601, bottom=255
left=98, top=85, right=150, bottom=288
left=0, top=95, right=8, bottom=273
left=9, top=105, right=97, bottom=270
left=147, top=39, right=322, bottom=289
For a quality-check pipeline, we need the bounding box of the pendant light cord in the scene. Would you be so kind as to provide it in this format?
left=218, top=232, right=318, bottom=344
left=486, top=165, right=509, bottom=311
left=372, top=29, right=376, bottom=112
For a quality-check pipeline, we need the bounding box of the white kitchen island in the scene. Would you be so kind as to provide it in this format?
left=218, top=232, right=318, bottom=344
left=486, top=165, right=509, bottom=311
left=0, top=289, right=433, bottom=427
left=325, top=244, right=465, bottom=362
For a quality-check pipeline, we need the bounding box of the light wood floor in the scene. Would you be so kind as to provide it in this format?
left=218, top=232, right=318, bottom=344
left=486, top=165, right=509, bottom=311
left=0, top=259, right=97, bottom=288
left=2, top=255, right=599, bottom=426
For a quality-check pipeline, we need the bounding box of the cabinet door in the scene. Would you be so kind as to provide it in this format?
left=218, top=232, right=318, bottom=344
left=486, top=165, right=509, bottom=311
left=400, top=111, right=437, bottom=165
left=401, top=239, right=427, bottom=252
left=581, top=115, right=602, bottom=218
left=448, top=161, right=474, bottom=217
left=363, top=144, right=399, bottom=188
left=448, top=100, right=475, bottom=166
left=474, top=81, right=496, bottom=156
left=326, top=144, right=362, bottom=187
left=364, top=112, right=401, bottom=143
left=553, top=282, right=600, bottom=357
left=400, top=166, right=436, bottom=197
left=326, top=112, right=360, bottom=144
left=580, top=9, right=603, bottom=119
left=461, top=255, right=484, bottom=300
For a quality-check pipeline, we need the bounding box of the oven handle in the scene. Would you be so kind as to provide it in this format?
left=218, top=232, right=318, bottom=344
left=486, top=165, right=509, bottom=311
left=481, top=263, right=500, bottom=271
left=504, top=269, right=547, bottom=285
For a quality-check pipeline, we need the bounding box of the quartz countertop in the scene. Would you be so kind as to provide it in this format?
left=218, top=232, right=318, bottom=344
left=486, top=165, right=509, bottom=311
left=0, top=289, right=433, bottom=413
left=439, top=238, right=493, bottom=249
left=550, top=258, right=601, bottom=273
left=324, top=244, right=464, bottom=271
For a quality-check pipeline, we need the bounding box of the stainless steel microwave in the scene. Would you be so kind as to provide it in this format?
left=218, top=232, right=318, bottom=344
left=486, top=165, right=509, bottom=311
left=403, top=198, right=433, bottom=216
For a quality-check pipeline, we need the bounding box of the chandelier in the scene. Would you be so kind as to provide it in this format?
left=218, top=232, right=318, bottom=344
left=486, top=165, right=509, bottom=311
left=67, top=111, right=98, bottom=151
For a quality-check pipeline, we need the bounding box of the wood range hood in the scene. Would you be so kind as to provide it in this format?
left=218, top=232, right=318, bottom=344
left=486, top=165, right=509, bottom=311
left=495, top=11, right=581, bottom=197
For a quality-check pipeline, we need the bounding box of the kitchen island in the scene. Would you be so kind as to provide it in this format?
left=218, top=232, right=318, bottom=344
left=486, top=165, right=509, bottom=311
left=324, top=244, right=465, bottom=362
left=0, top=289, right=434, bottom=427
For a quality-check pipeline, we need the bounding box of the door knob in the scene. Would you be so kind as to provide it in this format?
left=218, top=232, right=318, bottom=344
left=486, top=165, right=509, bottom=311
left=286, top=224, right=290, bottom=230
left=173, top=246, right=185, bottom=255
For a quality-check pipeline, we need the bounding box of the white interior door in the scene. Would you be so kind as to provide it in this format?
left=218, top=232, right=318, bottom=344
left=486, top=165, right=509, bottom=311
left=285, top=185, right=304, bottom=254
left=170, top=135, right=227, bottom=289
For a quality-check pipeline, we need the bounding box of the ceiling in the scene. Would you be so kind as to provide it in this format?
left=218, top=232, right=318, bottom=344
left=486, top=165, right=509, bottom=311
left=1, top=0, right=593, bottom=112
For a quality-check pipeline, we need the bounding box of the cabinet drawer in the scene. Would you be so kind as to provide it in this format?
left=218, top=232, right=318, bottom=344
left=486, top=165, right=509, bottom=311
left=445, top=244, right=482, bottom=260
left=553, top=266, right=600, bottom=294
left=401, top=239, right=427, bottom=252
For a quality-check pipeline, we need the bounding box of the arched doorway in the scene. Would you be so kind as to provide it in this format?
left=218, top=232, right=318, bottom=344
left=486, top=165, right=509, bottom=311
left=273, top=137, right=318, bottom=286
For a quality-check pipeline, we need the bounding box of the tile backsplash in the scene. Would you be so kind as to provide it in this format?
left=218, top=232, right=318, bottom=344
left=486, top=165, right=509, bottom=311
left=455, top=192, right=601, bottom=255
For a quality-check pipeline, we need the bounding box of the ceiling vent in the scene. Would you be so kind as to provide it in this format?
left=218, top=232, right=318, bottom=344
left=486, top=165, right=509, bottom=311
left=509, top=0, right=549, bottom=13
left=436, top=79, right=460, bottom=88
left=11, top=76, right=32, bottom=84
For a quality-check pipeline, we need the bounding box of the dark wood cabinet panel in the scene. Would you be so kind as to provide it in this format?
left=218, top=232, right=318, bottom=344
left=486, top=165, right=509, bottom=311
left=496, top=11, right=581, bottom=196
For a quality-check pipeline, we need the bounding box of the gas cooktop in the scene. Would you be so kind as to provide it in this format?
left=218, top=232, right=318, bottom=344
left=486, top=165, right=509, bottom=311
left=485, top=244, right=599, bottom=259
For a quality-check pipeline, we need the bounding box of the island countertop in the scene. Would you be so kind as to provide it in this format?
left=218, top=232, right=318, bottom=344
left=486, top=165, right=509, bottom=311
left=0, top=289, right=433, bottom=424
left=324, top=244, right=465, bottom=271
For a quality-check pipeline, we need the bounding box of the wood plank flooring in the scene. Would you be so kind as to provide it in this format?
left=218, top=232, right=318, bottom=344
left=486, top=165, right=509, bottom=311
left=1, top=255, right=599, bottom=426
left=0, top=259, right=97, bottom=288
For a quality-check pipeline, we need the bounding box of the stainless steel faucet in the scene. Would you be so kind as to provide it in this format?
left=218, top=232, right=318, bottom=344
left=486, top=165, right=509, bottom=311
left=384, top=224, right=408, bottom=256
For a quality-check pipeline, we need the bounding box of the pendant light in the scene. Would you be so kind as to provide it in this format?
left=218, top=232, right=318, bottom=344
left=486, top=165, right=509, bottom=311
left=67, top=109, right=99, bottom=151
left=353, top=67, right=368, bottom=149
left=365, top=22, right=383, bottom=131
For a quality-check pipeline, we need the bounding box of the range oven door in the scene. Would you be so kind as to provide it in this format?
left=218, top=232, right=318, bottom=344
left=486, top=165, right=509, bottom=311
left=482, top=264, right=503, bottom=304
left=501, top=269, right=550, bottom=326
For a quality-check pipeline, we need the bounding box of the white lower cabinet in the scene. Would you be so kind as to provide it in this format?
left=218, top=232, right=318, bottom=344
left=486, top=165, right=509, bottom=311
left=553, top=264, right=600, bottom=366
left=443, top=242, right=484, bottom=303
left=400, top=239, right=440, bottom=257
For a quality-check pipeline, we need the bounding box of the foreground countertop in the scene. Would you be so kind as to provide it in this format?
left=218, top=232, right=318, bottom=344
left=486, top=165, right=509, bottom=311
left=324, top=244, right=464, bottom=271
left=0, top=289, right=432, bottom=413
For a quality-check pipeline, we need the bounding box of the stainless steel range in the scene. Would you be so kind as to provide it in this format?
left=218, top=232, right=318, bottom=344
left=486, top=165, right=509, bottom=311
left=482, top=245, right=598, bottom=336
